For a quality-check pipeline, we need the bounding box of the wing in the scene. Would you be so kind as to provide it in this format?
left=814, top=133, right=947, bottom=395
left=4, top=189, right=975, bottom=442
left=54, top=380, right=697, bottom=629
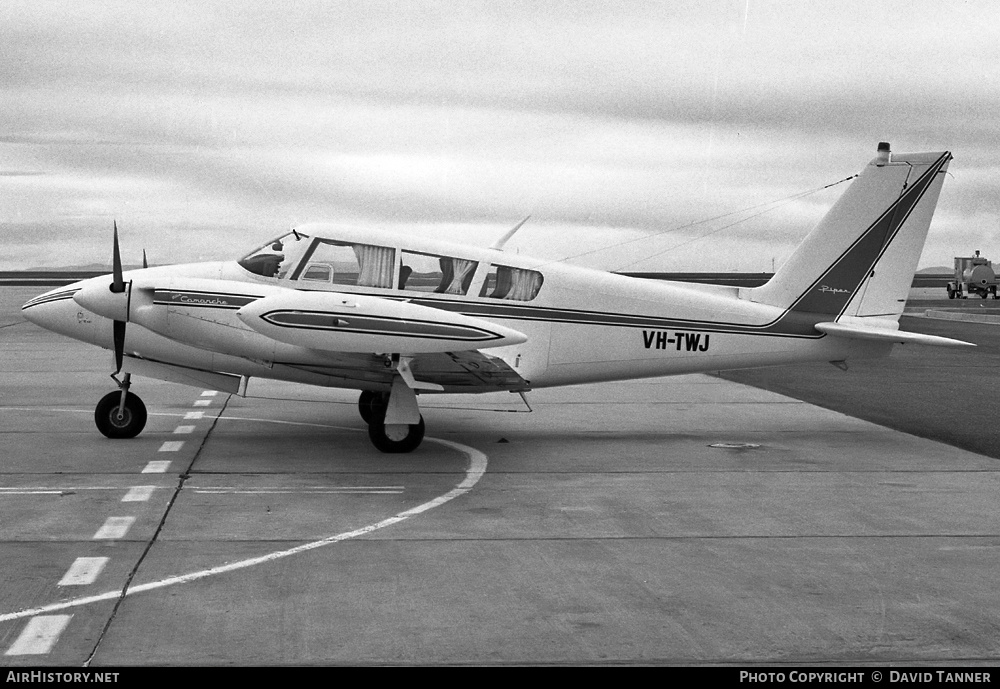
left=276, top=349, right=529, bottom=393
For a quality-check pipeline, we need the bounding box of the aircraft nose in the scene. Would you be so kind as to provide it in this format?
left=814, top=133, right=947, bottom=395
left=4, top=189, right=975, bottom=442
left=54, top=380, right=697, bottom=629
left=21, top=283, right=99, bottom=341
left=21, top=285, right=80, bottom=325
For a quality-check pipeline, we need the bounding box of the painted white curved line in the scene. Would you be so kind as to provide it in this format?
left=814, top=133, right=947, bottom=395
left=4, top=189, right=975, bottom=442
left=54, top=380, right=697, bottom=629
left=0, top=437, right=487, bottom=624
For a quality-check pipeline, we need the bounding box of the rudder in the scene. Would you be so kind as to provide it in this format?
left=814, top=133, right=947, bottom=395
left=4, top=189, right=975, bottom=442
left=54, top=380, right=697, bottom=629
left=744, top=143, right=951, bottom=321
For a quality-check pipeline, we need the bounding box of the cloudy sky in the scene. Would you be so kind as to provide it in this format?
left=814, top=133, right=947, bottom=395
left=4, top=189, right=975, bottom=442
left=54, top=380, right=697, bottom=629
left=2, top=1, right=998, bottom=272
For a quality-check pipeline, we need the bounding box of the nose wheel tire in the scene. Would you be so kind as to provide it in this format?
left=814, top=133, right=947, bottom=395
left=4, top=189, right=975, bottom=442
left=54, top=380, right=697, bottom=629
left=367, top=415, right=425, bottom=453
left=95, top=391, right=147, bottom=439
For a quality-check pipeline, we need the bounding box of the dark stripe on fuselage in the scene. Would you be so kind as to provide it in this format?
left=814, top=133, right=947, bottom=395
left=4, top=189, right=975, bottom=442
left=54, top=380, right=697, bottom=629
left=110, top=158, right=948, bottom=342
left=21, top=289, right=80, bottom=310
left=415, top=154, right=951, bottom=338
left=409, top=298, right=828, bottom=338
left=259, top=309, right=506, bottom=342
left=131, top=288, right=848, bottom=342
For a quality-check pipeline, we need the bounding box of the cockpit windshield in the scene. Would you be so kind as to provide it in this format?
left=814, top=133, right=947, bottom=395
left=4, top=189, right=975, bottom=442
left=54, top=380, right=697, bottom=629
left=238, top=231, right=311, bottom=278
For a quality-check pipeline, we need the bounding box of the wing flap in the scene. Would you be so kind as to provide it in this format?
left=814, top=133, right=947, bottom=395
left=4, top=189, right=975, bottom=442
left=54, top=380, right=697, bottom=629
left=122, top=355, right=245, bottom=394
left=280, top=349, right=529, bottom=393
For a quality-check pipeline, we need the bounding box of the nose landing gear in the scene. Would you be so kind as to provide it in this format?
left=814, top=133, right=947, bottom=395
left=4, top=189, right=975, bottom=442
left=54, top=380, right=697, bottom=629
left=95, top=372, right=147, bottom=439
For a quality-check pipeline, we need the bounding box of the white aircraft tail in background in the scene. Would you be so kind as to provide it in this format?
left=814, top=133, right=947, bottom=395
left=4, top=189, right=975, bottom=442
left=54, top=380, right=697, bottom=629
left=23, top=143, right=970, bottom=453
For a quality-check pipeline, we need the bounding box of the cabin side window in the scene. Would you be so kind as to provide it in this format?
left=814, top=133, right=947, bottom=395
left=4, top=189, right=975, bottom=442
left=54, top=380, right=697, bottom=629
left=479, top=264, right=544, bottom=301
left=292, top=240, right=395, bottom=288
left=400, top=251, right=478, bottom=295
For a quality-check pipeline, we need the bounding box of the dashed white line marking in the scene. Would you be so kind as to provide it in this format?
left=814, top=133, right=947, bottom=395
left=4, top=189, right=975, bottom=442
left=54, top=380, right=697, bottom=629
left=193, top=400, right=211, bottom=407
left=142, top=460, right=171, bottom=473
left=92, top=516, right=135, bottom=540
left=173, top=425, right=195, bottom=434
left=4, top=615, right=73, bottom=655
left=158, top=441, right=184, bottom=452
left=200, top=390, right=218, bottom=397
left=184, top=411, right=205, bottom=420
left=0, top=438, right=486, bottom=624
left=0, top=486, right=154, bottom=497
left=58, top=557, right=109, bottom=586
left=122, top=485, right=156, bottom=502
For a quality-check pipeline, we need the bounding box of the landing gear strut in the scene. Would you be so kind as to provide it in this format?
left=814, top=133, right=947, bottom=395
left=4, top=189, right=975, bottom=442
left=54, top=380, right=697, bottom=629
left=95, top=373, right=147, bottom=439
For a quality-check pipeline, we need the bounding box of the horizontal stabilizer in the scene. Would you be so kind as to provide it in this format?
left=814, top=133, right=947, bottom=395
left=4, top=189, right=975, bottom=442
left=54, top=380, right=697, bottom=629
left=814, top=322, right=974, bottom=348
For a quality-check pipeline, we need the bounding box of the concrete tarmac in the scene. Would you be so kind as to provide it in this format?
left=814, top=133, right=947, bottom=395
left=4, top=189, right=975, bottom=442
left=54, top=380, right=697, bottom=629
left=2, top=286, right=1000, bottom=666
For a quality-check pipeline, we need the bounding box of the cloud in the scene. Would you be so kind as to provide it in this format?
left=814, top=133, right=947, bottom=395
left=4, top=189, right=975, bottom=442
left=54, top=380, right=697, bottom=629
left=1, top=1, right=998, bottom=270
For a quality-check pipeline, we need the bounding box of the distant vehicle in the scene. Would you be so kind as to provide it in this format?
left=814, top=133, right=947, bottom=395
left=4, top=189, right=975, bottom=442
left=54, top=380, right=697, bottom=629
left=947, top=251, right=999, bottom=299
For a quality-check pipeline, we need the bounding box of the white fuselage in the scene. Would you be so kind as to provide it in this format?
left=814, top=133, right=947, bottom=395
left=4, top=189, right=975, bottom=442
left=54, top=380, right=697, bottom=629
left=24, top=233, right=887, bottom=395
left=20, top=147, right=953, bottom=453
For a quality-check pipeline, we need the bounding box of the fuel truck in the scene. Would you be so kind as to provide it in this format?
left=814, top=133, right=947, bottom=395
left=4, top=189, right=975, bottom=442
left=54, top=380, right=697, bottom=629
left=947, top=251, right=999, bottom=299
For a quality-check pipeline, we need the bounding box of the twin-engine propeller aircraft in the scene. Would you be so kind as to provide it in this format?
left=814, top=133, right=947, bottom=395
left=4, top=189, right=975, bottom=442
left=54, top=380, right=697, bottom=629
left=23, top=143, right=971, bottom=452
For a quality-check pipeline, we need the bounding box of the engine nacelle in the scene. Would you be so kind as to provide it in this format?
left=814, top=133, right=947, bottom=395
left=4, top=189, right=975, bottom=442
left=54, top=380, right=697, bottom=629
left=237, top=290, right=527, bottom=354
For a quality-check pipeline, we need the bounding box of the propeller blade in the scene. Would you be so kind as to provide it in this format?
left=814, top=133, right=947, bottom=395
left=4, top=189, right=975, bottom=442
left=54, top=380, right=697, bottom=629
left=111, top=221, right=125, bottom=293
left=142, top=249, right=148, bottom=269
left=113, top=319, right=126, bottom=374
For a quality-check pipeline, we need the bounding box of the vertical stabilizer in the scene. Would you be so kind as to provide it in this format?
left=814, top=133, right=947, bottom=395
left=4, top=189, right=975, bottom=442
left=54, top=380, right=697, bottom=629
left=745, top=143, right=951, bottom=322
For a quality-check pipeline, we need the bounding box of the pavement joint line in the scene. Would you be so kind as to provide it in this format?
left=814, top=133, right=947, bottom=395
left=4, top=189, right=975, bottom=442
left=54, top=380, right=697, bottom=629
left=0, top=408, right=220, bottom=421
left=122, top=485, right=156, bottom=502
left=213, top=415, right=358, bottom=431
left=83, top=391, right=233, bottom=665
left=194, top=488, right=404, bottom=494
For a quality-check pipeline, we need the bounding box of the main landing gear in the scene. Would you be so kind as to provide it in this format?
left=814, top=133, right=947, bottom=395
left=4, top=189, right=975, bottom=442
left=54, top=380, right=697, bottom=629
left=357, top=389, right=425, bottom=453
left=95, top=372, right=147, bottom=439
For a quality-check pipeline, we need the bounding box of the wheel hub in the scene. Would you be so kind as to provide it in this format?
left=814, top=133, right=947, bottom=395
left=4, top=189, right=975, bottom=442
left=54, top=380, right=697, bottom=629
left=110, top=406, right=132, bottom=428
left=384, top=423, right=410, bottom=442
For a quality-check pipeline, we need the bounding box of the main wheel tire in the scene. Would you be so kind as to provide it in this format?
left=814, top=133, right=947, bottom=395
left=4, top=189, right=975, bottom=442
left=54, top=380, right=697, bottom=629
left=95, top=391, right=147, bottom=439
left=367, top=415, right=425, bottom=453
left=358, top=390, right=388, bottom=424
